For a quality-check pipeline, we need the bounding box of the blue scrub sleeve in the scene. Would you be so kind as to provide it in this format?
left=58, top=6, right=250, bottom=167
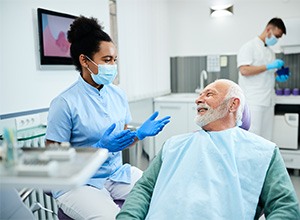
left=45, top=96, right=72, bottom=143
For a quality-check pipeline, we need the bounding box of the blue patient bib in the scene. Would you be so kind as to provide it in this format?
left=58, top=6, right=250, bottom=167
left=146, top=127, right=275, bottom=220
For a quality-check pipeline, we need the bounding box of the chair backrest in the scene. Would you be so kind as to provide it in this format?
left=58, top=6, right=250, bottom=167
left=239, top=103, right=251, bottom=131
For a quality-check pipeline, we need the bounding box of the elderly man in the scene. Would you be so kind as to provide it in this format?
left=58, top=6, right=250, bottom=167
left=117, top=79, right=300, bottom=220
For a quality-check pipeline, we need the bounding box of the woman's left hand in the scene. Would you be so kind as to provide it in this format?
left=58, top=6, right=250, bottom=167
left=136, top=111, right=171, bottom=140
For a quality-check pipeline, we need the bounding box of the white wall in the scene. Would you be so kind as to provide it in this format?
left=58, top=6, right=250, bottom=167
left=117, top=0, right=171, bottom=102
left=168, top=0, right=300, bottom=56
left=1, top=0, right=300, bottom=116
left=0, top=0, right=110, bottom=115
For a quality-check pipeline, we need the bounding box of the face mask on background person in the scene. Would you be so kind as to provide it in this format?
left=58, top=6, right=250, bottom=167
left=86, top=56, right=118, bottom=85
left=265, top=31, right=278, bottom=46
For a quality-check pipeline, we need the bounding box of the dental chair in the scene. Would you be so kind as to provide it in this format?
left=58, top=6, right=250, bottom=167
left=56, top=203, right=71, bottom=220
left=0, top=188, right=35, bottom=220
left=240, top=103, right=251, bottom=131
left=43, top=192, right=124, bottom=220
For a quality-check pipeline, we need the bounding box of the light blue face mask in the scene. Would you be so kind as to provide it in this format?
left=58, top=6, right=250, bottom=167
left=86, top=56, right=117, bottom=85
left=265, top=34, right=278, bottom=46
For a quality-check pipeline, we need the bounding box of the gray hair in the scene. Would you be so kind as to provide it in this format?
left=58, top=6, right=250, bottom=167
left=215, top=79, right=245, bottom=125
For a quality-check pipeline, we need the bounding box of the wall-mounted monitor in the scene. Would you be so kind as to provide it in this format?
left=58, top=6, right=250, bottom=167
left=37, top=8, right=77, bottom=65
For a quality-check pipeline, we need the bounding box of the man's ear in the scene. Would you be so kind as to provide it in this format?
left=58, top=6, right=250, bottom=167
left=265, top=25, right=274, bottom=37
left=229, top=98, right=240, bottom=112
left=79, top=54, right=88, bottom=68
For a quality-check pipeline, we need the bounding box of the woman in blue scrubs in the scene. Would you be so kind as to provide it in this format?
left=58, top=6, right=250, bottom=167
left=45, top=16, right=170, bottom=219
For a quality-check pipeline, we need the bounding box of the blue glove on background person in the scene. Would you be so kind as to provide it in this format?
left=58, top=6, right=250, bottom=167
left=276, top=74, right=289, bottom=82
left=93, top=123, right=136, bottom=152
left=266, top=59, right=284, bottom=70
left=136, top=111, right=171, bottom=140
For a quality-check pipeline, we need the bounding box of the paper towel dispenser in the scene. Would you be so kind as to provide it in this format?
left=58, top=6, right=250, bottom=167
left=279, top=17, right=300, bottom=54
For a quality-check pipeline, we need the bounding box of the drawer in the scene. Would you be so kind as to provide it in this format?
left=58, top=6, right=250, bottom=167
left=280, top=150, right=300, bottom=169
left=273, top=114, right=299, bottom=150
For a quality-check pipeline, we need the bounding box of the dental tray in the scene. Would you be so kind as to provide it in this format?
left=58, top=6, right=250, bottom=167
left=43, top=147, right=76, bottom=161
left=16, top=158, right=58, bottom=176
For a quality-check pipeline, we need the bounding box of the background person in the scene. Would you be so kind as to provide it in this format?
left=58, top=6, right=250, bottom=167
left=116, top=79, right=300, bottom=220
left=237, top=17, right=288, bottom=140
left=45, top=16, right=170, bottom=219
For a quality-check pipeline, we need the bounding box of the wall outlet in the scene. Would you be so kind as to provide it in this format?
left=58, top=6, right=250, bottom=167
left=15, top=114, right=41, bottom=130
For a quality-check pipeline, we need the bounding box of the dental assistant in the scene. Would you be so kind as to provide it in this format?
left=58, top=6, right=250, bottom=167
left=237, top=17, right=287, bottom=140
left=45, top=16, right=170, bottom=219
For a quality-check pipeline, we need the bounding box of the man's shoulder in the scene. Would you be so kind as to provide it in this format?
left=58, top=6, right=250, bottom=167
left=164, top=131, right=202, bottom=149
left=240, top=37, right=263, bottom=50
left=238, top=128, right=276, bottom=148
left=168, top=131, right=198, bottom=141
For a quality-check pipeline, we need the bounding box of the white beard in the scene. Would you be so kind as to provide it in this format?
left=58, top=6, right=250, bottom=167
left=195, top=99, right=230, bottom=128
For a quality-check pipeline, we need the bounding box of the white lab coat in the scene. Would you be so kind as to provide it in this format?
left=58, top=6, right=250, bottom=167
left=237, top=36, right=276, bottom=140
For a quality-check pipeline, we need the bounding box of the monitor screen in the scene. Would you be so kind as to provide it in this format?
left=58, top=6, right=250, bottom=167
left=37, top=8, right=77, bottom=65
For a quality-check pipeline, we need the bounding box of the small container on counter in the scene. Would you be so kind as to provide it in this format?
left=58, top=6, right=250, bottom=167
left=283, top=88, right=291, bottom=96
left=292, top=88, right=299, bottom=96
left=275, top=88, right=283, bottom=96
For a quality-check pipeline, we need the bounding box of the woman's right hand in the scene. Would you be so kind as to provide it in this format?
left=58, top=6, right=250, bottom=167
left=93, top=123, right=136, bottom=152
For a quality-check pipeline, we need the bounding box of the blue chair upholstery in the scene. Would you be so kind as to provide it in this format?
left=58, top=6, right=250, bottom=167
left=57, top=208, right=72, bottom=220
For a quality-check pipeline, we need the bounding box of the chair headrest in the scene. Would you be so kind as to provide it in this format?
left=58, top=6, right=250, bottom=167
left=239, top=103, right=251, bottom=131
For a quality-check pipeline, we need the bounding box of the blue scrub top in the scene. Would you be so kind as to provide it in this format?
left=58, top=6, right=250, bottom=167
left=46, top=76, right=132, bottom=197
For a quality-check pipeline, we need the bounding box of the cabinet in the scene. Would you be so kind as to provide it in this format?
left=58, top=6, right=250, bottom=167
left=280, top=150, right=300, bottom=169
left=154, top=93, right=199, bottom=155
left=274, top=95, right=300, bottom=169
left=279, top=17, right=300, bottom=54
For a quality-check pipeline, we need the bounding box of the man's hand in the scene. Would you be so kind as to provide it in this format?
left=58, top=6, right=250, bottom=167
left=276, top=74, right=289, bottom=82
left=266, top=59, right=284, bottom=70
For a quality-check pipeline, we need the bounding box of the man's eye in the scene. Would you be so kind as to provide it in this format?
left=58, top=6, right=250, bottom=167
left=207, top=93, right=213, bottom=97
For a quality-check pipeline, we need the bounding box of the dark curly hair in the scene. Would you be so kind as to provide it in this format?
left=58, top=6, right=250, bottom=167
left=67, top=16, right=112, bottom=72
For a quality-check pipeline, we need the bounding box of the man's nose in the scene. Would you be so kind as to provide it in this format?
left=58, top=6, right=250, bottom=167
left=195, top=95, right=204, bottom=105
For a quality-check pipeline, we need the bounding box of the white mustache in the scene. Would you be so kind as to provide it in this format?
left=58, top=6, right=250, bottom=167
left=196, top=103, right=211, bottom=111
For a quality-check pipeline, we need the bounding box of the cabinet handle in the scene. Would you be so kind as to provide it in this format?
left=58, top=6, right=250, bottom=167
left=283, top=158, right=294, bottom=163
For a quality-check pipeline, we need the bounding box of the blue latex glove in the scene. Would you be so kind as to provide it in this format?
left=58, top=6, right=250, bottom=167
left=266, top=59, right=284, bottom=70
left=93, top=123, right=136, bottom=152
left=136, top=111, right=171, bottom=140
left=276, top=74, right=289, bottom=82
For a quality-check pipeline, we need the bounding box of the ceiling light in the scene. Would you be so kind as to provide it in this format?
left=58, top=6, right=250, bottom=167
left=210, top=4, right=233, bottom=18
